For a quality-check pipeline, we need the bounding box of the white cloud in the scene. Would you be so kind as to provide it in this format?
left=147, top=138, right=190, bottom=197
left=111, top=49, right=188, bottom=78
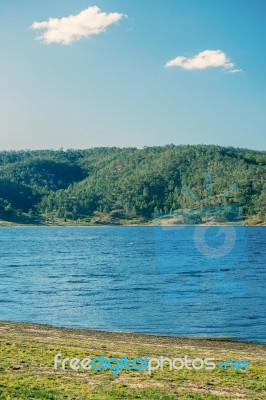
left=165, top=49, right=241, bottom=73
left=30, top=6, right=126, bottom=45
left=228, top=68, right=243, bottom=74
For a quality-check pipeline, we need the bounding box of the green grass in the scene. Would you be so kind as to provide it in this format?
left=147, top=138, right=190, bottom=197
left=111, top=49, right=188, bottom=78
left=0, top=322, right=265, bottom=399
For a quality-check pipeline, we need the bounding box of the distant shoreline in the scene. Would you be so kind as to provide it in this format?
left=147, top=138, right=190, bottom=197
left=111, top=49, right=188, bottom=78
left=0, top=220, right=265, bottom=227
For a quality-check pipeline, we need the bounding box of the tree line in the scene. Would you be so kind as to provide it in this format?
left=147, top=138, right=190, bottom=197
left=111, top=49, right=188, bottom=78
left=0, top=145, right=265, bottom=224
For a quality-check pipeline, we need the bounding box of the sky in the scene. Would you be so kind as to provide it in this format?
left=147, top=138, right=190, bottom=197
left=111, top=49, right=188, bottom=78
left=0, top=0, right=265, bottom=151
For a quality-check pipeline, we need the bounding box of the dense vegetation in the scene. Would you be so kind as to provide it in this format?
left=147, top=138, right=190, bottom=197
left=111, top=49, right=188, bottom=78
left=0, top=145, right=265, bottom=225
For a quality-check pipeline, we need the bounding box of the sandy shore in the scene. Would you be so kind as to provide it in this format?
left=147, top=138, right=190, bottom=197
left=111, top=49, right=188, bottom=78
left=0, top=320, right=265, bottom=351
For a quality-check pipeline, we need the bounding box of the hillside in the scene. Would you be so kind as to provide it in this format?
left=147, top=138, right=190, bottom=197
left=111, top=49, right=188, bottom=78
left=0, top=145, right=265, bottom=225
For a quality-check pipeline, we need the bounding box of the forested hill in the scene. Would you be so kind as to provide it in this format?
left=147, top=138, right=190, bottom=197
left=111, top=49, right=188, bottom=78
left=0, top=145, right=265, bottom=225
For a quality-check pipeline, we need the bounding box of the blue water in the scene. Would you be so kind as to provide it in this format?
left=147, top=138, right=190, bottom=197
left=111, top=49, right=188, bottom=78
left=0, top=226, right=265, bottom=343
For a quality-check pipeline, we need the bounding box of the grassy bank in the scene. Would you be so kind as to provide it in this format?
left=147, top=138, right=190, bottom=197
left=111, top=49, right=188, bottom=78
left=0, top=322, right=265, bottom=399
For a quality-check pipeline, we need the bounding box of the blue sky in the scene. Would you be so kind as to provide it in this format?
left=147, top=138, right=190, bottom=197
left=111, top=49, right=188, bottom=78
left=0, top=0, right=265, bottom=150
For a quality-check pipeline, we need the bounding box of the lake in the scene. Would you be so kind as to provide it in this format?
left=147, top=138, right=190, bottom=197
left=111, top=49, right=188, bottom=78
left=0, top=226, right=265, bottom=343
